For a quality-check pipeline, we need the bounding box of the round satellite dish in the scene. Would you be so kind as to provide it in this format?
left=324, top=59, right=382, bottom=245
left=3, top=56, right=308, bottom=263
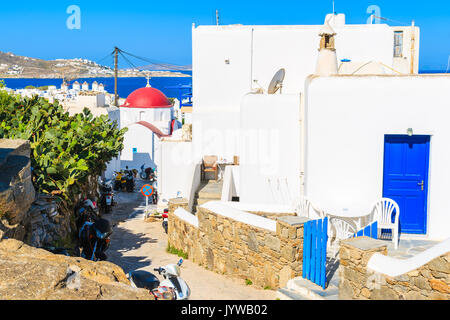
left=268, top=68, right=285, bottom=94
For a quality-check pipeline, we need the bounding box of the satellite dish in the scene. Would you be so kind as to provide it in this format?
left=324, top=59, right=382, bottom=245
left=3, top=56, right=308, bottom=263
left=268, top=68, right=285, bottom=94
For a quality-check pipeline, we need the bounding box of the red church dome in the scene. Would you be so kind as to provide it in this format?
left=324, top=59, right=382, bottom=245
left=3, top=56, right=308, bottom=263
left=121, top=87, right=172, bottom=109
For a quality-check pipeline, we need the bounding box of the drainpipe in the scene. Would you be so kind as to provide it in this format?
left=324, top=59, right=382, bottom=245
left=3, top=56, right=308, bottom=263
left=300, top=75, right=317, bottom=198
left=250, top=28, right=254, bottom=91
left=410, top=20, right=415, bottom=74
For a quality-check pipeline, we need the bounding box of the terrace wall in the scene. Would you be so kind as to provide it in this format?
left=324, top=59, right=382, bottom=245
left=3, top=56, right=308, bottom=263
left=168, top=199, right=307, bottom=288
left=339, top=237, right=450, bottom=300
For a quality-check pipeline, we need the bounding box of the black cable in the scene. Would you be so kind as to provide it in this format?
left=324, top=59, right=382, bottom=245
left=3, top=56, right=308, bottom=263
left=96, top=51, right=115, bottom=68
left=118, top=51, right=144, bottom=73
left=118, top=49, right=189, bottom=71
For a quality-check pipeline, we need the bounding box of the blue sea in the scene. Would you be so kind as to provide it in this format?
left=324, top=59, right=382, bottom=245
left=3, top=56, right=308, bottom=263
left=0, top=73, right=192, bottom=99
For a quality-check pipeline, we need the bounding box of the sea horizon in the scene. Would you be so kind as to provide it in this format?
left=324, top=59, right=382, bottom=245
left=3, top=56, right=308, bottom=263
left=0, top=74, right=192, bottom=100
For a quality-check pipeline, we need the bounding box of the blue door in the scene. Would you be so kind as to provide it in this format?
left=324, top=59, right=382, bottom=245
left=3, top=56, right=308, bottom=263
left=383, top=135, right=430, bottom=234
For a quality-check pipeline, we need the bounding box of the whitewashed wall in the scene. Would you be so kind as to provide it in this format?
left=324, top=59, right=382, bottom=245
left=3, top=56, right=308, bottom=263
left=105, top=107, right=121, bottom=179
left=239, top=93, right=301, bottom=205
left=120, top=107, right=172, bottom=129
left=158, top=141, right=201, bottom=212
left=192, top=22, right=399, bottom=160
left=305, top=75, right=450, bottom=241
left=120, top=123, right=159, bottom=170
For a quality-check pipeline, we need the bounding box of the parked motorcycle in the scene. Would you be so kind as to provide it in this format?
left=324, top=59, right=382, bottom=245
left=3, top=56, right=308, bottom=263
left=98, top=178, right=115, bottom=214
left=127, top=259, right=190, bottom=300
left=150, top=179, right=158, bottom=204
left=74, top=198, right=100, bottom=236
left=140, top=164, right=155, bottom=180
left=162, top=208, right=168, bottom=234
left=78, top=218, right=112, bottom=261
left=124, top=167, right=135, bottom=192
left=113, top=171, right=124, bottom=191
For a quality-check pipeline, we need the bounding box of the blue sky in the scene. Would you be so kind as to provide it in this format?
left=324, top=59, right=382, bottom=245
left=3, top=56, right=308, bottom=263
left=0, top=0, right=448, bottom=70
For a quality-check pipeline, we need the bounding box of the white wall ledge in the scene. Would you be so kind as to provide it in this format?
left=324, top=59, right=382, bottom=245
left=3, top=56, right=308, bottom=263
left=224, top=201, right=295, bottom=214
left=173, top=207, right=199, bottom=228
left=200, top=201, right=277, bottom=232
left=367, top=238, right=450, bottom=277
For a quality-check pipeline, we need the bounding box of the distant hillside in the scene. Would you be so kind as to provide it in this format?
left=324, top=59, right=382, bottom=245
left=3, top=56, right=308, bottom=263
left=0, top=51, right=190, bottom=78
left=0, top=51, right=114, bottom=78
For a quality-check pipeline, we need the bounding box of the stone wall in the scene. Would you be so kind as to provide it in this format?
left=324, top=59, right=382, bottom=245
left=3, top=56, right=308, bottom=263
left=168, top=199, right=307, bottom=289
left=0, top=139, right=101, bottom=248
left=339, top=236, right=450, bottom=300
left=0, top=139, right=36, bottom=241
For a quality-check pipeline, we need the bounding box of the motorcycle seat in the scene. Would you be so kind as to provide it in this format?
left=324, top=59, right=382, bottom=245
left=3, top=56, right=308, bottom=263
left=129, top=270, right=160, bottom=290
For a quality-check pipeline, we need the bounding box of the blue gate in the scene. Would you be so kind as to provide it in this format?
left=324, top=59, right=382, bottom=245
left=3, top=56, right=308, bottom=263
left=353, top=221, right=378, bottom=239
left=302, top=217, right=328, bottom=289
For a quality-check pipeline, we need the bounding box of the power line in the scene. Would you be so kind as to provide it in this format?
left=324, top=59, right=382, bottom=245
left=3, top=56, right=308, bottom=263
left=118, top=50, right=140, bottom=70
left=118, top=49, right=189, bottom=71
left=372, top=15, right=411, bottom=26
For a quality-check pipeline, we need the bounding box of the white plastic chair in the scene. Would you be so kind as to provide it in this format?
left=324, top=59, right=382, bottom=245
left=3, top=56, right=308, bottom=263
left=370, top=198, right=400, bottom=249
left=328, top=217, right=357, bottom=258
left=295, top=197, right=325, bottom=220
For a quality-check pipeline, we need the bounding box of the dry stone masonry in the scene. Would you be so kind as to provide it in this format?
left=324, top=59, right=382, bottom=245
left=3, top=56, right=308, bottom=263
left=168, top=198, right=307, bottom=289
left=0, top=139, right=36, bottom=241
left=339, top=236, right=450, bottom=300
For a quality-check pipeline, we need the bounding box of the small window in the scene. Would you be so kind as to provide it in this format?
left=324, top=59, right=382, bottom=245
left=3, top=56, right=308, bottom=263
left=394, top=31, right=403, bottom=57
left=139, top=111, right=145, bottom=121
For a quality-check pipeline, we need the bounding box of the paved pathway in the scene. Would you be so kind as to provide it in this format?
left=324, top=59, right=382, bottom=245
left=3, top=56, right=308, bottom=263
left=105, top=179, right=276, bottom=300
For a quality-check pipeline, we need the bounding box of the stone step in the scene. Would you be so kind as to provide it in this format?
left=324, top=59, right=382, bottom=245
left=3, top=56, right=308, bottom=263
left=197, top=192, right=221, bottom=200
left=276, top=288, right=309, bottom=300
left=285, top=277, right=339, bottom=300
left=196, top=198, right=217, bottom=205
left=197, top=181, right=223, bottom=199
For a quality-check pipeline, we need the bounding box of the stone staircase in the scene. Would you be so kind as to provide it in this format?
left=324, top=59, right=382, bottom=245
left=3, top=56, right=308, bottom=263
left=192, top=180, right=223, bottom=214
left=277, top=277, right=340, bottom=300
left=277, top=257, right=341, bottom=300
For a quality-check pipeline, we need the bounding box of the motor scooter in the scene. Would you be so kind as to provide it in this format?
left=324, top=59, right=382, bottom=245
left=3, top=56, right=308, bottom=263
left=140, top=164, right=148, bottom=180
left=162, top=208, right=168, bottom=234
left=125, top=171, right=135, bottom=192
left=98, top=178, right=115, bottom=214
left=127, top=259, right=190, bottom=300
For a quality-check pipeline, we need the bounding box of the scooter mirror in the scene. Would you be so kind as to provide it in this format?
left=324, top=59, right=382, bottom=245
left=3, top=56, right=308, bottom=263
left=177, top=259, right=183, bottom=266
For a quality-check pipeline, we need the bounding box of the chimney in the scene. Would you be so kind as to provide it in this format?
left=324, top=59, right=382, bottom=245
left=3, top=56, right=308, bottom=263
left=315, top=19, right=339, bottom=76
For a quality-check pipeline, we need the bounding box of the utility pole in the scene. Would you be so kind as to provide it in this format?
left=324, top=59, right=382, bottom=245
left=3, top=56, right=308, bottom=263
left=114, top=47, right=119, bottom=106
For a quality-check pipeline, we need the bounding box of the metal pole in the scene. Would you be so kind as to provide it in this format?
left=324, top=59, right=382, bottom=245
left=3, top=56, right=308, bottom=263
left=216, top=10, right=219, bottom=26
left=114, top=47, right=119, bottom=106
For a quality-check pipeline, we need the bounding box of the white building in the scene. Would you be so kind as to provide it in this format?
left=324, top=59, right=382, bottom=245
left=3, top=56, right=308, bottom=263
left=158, top=13, right=450, bottom=241
left=82, top=81, right=89, bottom=91
left=73, top=81, right=80, bottom=91
left=190, top=13, right=419, bottom=162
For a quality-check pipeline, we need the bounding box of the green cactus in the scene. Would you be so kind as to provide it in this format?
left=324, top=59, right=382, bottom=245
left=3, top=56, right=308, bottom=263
left=0, top=90, right=127, bottom=206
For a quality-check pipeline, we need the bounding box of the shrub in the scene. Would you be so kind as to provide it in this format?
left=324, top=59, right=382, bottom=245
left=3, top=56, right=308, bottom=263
left=0, top=90, right=126, bottom=211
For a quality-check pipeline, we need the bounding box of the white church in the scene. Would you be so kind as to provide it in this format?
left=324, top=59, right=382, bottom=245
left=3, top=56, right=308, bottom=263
left=105, top=81, right=180, bottom=177
left=158, top=13, right=450, bottom=242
